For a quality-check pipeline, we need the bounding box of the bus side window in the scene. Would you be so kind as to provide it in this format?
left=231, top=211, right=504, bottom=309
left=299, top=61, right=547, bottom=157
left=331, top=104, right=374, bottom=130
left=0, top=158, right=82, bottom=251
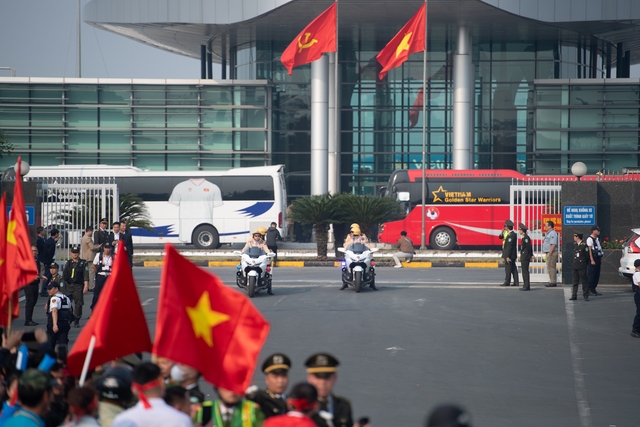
left=221, top=176, right=274, bottom=201
left=120, top=177, right=172, bottom=201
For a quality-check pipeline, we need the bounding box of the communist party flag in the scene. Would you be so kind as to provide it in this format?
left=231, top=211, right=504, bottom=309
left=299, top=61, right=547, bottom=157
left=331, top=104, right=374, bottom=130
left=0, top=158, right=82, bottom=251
left=280, top=3, right=336, bottom=75
left=0, top=193, right=19, bottom=326
left=376, top=3, right=426, bottom=80
left=5, top=158, right=38, bottom=295
left=154, top=244, right=270, bottom=395
left=67, top=240, right=152, bottom=376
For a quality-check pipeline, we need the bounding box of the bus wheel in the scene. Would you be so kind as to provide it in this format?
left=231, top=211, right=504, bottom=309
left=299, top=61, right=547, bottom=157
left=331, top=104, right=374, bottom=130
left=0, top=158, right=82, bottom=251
left=430, top=227, right=456, bottom=250
left=192, top=225, right=220, bottom=249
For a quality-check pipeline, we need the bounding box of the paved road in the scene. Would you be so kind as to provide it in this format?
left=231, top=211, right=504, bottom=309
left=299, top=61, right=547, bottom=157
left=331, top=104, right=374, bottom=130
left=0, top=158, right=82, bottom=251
left=27, top=267, right=640, bottom=427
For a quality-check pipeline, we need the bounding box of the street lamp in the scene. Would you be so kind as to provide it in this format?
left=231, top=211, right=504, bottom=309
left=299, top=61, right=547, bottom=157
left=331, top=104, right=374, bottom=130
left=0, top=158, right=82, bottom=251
left=13, top=160, right=30, bottom=180
left=571, top=162, right=587, bottom=181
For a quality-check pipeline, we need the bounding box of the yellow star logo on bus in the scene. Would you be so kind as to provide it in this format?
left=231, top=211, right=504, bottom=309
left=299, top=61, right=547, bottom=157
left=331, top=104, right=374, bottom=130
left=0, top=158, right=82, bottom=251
left=396, top=32, right=412, bottom=58
left=432, top=186, right=446, bottom=203
left=186, top=291, right=230, bottom=347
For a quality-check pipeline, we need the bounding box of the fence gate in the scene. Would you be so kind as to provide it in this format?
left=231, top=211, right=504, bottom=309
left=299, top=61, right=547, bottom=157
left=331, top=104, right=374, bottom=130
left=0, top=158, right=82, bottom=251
left=509, top=183, right=562, bottom=284
left=37, top=178, right=119, bottom=261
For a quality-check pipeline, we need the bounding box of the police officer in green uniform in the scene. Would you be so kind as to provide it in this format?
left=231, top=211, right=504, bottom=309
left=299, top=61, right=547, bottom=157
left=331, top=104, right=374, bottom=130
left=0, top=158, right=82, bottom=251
left=246, top=353, right=290, bottom=419
left=45, top=262, right=64, bottom=292
left=571, top=233, right=590, bottom=301
left=305, top=353, right=353, bottom=427
left=500, top=220, right=519, bottom=287
left=62, top=245, right=89, bottom=328
left=518, top=223, right=533, bottom=291
left=195, top=387, right=265, bottom=427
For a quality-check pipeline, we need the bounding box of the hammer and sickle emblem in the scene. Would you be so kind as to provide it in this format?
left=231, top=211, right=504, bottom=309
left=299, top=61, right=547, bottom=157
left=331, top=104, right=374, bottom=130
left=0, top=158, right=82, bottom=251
left=297, top=32, right=319, bottom=53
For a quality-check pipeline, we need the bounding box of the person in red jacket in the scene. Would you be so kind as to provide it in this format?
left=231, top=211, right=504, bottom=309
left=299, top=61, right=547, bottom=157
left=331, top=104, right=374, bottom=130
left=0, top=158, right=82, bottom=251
left=263, top=383, right=319, bottom=427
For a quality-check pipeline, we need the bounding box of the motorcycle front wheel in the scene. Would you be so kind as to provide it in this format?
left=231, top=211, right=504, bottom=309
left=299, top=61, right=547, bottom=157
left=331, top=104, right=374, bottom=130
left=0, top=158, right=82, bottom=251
left=248, top=275, right=256, bottom=298
left=354, top=270, right=362, bottom=293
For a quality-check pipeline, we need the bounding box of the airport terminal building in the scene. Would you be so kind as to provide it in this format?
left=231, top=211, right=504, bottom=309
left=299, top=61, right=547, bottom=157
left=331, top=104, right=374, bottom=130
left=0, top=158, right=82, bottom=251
left=2, top=0, right=640, bottom=197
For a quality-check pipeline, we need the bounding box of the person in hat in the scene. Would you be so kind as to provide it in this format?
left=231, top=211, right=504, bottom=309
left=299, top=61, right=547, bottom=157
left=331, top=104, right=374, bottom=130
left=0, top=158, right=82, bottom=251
left=246, top=353, right=291, bottom=418
left=44, top=281, right=74, bottom=359
left=81, top=225, right=102, bottom=291
left=586, top=225, right=604, bottom=296
left=343, top=224, right=368, bottom=249
left=112, top=362, right=192, bottom=427
left=3, top=369, right=53, bottom=427
left=62, top=245, right=89, bottom=328
left=500, top=220, right=519, bottom=287
left=243, top=228, right=269, bottom=253
left=96, top=366, right=133, bottom=427
left=41, top=228, right=60, bottom=296
left=518, top=223, right=533, bottom=291
left=425, top=404, right=472, bottom=427
left=196, top=387, right=265, bottom=427
left=91, top=241, right=114, bottom=313
left=94, top=218, right=110, bottom=252
left=542, top=221, right=559, bottom=287
left=305, top=353, right=353, bottom=427
left=630, top=259, right=640, bottom=338
left=571, top=233, right=590, bottom=301
left=263, top=382, right=319, bottom=427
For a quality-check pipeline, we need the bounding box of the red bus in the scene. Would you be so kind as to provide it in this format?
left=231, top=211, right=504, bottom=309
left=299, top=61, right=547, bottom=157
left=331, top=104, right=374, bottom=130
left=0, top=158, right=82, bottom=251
left=377, top=169, right=566, bottom=250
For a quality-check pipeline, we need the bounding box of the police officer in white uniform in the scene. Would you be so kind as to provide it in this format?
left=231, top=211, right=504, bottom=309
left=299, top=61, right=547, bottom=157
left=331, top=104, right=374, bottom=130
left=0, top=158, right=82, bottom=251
left=45, top=281, right=73, bottom=358
left=92, top=241, right=114, bottom=313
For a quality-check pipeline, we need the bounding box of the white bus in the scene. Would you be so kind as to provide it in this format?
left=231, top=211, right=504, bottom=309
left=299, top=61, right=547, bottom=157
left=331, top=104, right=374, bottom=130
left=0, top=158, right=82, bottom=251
left=24, top=165, right=287, bottom=249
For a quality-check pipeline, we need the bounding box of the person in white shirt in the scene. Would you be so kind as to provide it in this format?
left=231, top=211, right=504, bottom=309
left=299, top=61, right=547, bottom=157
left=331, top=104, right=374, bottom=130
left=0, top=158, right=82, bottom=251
left=91, top=242, right=114, bottom=313
left=108, top=222, right=121, bottom=255
left=112, top=362, right=192, bottom=427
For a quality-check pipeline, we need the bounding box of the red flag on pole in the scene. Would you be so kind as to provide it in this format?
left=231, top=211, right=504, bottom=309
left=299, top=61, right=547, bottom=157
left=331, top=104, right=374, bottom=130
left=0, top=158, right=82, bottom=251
left=0, top=193, right=19, bottom=326
left=5, top=158, right=38, bottom=294
left=153, top=244, right=270, bottom=395
left=67, top=240, right=152, bottom=376
left=280, top=3, right=337, bottom=75
left=376, top=3, right=426, bottom=80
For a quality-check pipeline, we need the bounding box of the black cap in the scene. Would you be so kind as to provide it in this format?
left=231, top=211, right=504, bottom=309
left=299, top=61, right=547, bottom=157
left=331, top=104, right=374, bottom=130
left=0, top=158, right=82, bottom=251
left=96, top=366, right=133, bottom=401
left=70, top=245, right=80, bottom=253
left=103, top=242, right=113, bottom=249
left=262, top=353, right=291, bottom=374
left=46, top=282, right=60, bottom=290
left=574, top=233, right=583, bottom=240
left=49, top=262, right=59, bottom=269
left=100, top=218, right=108, bottom=224
left=518, top=223, right=527, bottom=231
left=504, top=220, right=514, bottom=227
left=305, top=353, right=339, bottom=374
left=634, top=259, right=640, bottom=268
left=591, top=225, right=601, bottom=231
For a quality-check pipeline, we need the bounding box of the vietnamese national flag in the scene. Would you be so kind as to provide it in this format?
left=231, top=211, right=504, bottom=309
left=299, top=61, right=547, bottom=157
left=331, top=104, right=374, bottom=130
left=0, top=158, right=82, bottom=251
left=0, top=193, right=19, bottom=326
left=67, top=240, right=152, bottom=376
left=280, top=3, right=336, bottom=75
left=5, top=158, right=38, bottom=295
left=376, top=3, right=426, bottom=80
left=153, top=244, right=270, bottom=395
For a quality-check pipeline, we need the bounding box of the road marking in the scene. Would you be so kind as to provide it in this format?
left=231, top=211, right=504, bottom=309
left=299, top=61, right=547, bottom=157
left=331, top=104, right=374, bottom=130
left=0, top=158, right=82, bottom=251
left=273, top=296, right=286, bottom=306
left=141, top=298, right=154, bottom=306
left=415, top=298, right=427, bottom=306
left=385, top=346, right=405, bottom=356
left=563, top=287, right=593, bottom=427
left=136, top=282, right=554, bottom=290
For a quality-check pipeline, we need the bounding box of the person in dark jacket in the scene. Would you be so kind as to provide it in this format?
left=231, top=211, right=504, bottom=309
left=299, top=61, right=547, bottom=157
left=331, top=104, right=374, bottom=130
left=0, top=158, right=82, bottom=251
left=500, top=220, right=519, bottom=287
left=518, top=223, right=533, bottom=291
left=24, top=245, right=45, bottom=326
left=246, top=353, right=291, bottom=418
left=571, top=233, right=590, bottom=301
left=305, top=353, right=353, bottom=427
left=119, top=219, right=134, bottom=267
left=41, top=228, right=60, bottom=295
left=93, top=218, right=110, bottom=251
left=265, top=222, right=283, bottom=267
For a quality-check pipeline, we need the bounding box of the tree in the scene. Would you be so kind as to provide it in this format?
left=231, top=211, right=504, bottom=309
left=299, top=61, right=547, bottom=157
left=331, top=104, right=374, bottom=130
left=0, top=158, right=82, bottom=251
left=289, top=194, right=338, bottom=259
left=119, top=193, right=154, bottom=231
left=334, top=193, right=405, bottom=242
left=0, top=129, right=14, bottom=158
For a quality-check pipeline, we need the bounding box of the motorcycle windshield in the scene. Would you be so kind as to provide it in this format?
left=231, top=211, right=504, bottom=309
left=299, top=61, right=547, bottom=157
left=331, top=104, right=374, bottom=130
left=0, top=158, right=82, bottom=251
left=348, top=243, right=367, bottom=254
left=244, top=247, right=265, bottom=258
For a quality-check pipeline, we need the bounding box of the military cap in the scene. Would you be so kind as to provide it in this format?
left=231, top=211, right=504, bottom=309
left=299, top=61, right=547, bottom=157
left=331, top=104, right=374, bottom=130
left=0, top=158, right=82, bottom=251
left=305, top=353, right=339, bottom=374
left=504, top=219, right=514, bottom=227
left=46, top=282, right=60, bottom=290
left=574, top=233, right=583, bottom=240
left=518, top=223, right=527, bottom=231
left=49, top=262, right=59, bottom=269
left=99, top=218, right=108, bottom=224
left=262, top=353, right=291, bottom=374
left=19, top=369, right=54, bottom=392
left=70, top=245, right=80, bottom=253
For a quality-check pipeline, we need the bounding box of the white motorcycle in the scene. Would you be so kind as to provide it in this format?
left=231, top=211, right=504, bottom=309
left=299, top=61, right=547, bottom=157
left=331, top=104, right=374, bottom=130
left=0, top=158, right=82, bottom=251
left=338, top=243, right=378, bottom=292
left=234, top=248, right=275, bottom=298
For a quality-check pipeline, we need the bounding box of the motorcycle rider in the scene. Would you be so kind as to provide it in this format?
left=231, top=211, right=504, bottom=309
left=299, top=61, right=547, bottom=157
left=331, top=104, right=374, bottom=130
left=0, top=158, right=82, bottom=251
left=343, top=224, right=368, bottom=249
left=242, top=228, right=269, bottom=253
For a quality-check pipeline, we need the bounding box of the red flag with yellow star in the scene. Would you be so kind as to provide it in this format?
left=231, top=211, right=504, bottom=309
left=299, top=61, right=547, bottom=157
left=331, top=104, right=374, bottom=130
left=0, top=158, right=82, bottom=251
left=280, top=3, right=336, bottom=75
left=153, top=244, right=270, bottom=395
left=66, top=240, right=152, bottom=376
left=5, top=159, right=38, bottom=295
left=376, top=3, right=426, bottom=80
left=0, top=193, right=20, bottom=326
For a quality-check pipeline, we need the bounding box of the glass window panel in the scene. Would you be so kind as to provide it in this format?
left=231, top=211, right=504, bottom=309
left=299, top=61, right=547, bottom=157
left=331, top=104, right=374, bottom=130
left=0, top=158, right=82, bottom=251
left=67, top=86, right=98, bottom=104
left=536, top=109, right=567, bottom=128
left=0, top=86, right=29, bottom=103
left=67, top=130, right=97, bottom=151
left=31, top=86, right=63, bottom=104
left=604, top=109, right=639, bottom=128
left=536, top=131, right=564, bottom=150
left=569, top=154, right=602, bottom=172
left=237, top=87, right=266, bottom=106
left=99, top=86, right=130, bottom=104
left=167, top=154, right=197, bottom=169
left=604, top=131, right=638, bottom=151
left=66, top=152, right=98, bottom=164
left=133, top=130, right=165, bottom=151
left=0, top=107, right=28, bottom=127
left=1, top=130, right=28, bottom=150
left=536, top=87, right=566, bottom=106
left=234, top=109, right=265, bottom=128
left=100, top=108, right=130, bottom=128
left=536, top=61, right=556, bottom=79
left=67, top=107, right=97, bottom=127
left=167, top=132, right=198, bottom=151
left=31, top=107, right=63, bottom=127
left=166, top=86, right=198, bottom=105
left=200, top=156, right=235, bottom=170
left=569, top=109, right=601, bottom=128
left=605, top=87, right=639, bottom=105
left=570, top=87, right=603, bottom=105
left=31, top=130, right=63, bottom=150
left=99, top=154, right=130, bottom=166
left=133, top=108, right=165, bottom=128
left=167, top=108, right=198, bottom=128
left=201, top=87, right=232, bottom=106
left=606, top=154, right=638, bottom=171
left=233, top=131, right=265, bottom=151
left=133, top=86, right=165, bottom=105
left=202, top=131, right=232, bottom=150
left=100, top=131, right=130, bottom=151
left=30, top=154, right=61, bottom=166
left=569, top=131, right=602, bottom=151
left=134, top=154, right=165, bottom=170
left=202, top=109, right=232, bottom=128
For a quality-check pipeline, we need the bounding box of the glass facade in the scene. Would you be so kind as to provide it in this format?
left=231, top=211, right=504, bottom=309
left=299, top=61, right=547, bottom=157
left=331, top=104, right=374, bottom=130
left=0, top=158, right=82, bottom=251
left=0, top=80, right=271, bottom=171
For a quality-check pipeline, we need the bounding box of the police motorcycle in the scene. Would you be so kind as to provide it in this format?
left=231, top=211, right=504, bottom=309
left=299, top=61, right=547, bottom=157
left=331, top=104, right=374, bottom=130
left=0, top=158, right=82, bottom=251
left=234, top=247, right=275, bottom=298
left=338, top=242, right=378, bottom=292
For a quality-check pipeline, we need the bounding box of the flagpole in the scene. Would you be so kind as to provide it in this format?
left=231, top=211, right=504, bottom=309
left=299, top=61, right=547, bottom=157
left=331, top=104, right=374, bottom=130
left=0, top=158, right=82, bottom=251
left=420, top=0, right=428, bottom=249
left=334, top=0, right=339, bottom=195
left=6, top=297, right=11, bottom=336
left=79, top=335, right=96, bottom=386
